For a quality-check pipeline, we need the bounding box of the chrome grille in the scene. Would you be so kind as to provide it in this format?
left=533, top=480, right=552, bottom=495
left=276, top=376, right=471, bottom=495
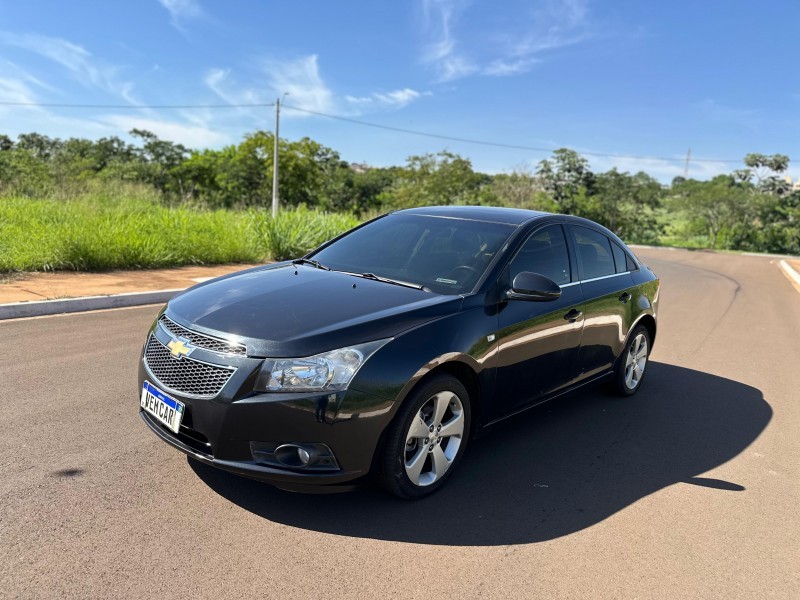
left=159, top=315, right=247, bottom=356
left=144, top=335, right=236, bottom=398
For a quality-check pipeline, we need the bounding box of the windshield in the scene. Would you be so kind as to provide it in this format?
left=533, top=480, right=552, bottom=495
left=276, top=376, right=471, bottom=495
left=310, top=213, right=516, bottom=294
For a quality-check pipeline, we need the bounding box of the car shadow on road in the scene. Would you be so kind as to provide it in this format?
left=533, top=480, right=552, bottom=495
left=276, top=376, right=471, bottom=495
left=190, top=362, right=770, bottom=546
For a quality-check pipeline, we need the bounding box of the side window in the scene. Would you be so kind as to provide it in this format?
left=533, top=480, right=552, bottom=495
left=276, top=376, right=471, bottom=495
left=508, top=225, right=571, bottom=285
left=610, top=242, right=627, bottom=274
left=610, top=241, right=638, bottom=273
left=574, top=227, right=615, bottom=280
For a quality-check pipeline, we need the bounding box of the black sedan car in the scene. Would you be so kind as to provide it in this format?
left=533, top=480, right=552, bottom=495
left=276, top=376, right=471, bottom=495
left=139, top=206, right=660, bottom=498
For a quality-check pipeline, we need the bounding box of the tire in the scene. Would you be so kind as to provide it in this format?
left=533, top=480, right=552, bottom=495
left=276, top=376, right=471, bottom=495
left=613, top=324, right=651, bottom=396
left=378, top=373, right=471, bottom=499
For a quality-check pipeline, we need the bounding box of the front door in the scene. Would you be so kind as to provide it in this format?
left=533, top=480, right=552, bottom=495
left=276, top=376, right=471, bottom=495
left=493, top=224, right=585, bottom=418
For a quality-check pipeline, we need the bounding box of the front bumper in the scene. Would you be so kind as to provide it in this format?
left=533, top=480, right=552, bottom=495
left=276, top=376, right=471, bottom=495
left=138, top=359, right=398, bottom=492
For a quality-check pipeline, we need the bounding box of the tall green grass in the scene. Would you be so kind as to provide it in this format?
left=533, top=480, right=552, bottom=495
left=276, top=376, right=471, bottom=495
left=0, top=190, right=361, bottom=272
left=251, top=206, right=360, bottom=261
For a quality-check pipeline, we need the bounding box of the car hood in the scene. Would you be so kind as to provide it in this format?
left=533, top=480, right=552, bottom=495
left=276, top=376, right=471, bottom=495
left=164, top=263, right=463, bottom=357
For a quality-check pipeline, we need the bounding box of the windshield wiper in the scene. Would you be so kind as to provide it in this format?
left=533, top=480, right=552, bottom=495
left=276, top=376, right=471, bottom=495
left=292, top=258, right=330, bottom=271
left=358, top=272, right=431, bottom=292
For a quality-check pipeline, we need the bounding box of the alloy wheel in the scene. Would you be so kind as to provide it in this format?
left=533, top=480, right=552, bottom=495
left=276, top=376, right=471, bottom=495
left=624, top=333, right=648, bottom=390
left=403, top=391, right=465, bottom=486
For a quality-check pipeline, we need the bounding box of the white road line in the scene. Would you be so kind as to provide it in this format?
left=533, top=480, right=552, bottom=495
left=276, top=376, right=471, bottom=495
left=778, top=260, right=800, bottom=294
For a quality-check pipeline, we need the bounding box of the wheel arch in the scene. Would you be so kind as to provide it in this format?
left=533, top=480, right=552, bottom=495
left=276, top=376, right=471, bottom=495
left=368, top=356, right=483, bottom=483
left=634, top=313, right=657, bottom=349
left=614, top=312, right=657, bottom=372
left=393, top=355, right=484, bottom=438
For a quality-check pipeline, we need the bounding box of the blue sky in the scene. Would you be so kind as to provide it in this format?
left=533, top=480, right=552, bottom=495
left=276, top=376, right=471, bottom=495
left=1, top=0, right=798, bottom=182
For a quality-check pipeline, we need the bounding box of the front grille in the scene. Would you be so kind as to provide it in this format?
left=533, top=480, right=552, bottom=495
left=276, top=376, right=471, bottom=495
left=143, top=411, right=213, bottom=457
left=159, top=315, right=247, bottom=356
left=144, top=335, right=236, bottom=398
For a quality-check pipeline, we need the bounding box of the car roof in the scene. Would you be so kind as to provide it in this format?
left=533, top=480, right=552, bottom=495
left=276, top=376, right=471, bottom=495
left=395, top=205, right=550, bottom=225
left=390, top=206, right=631, bottom=249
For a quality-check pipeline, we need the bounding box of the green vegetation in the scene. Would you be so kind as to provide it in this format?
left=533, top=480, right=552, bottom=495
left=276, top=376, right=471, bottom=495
left=0, top=186, right=358, bottom=271
left=252, top=206, right=360, bottom=261
left=1, top=129, right=798, bottom=274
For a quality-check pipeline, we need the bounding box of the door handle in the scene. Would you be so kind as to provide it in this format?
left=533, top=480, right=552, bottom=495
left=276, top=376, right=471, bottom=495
left=564, top=308, right=583, bottom=322
left=619, top=291, right=631, bottom=303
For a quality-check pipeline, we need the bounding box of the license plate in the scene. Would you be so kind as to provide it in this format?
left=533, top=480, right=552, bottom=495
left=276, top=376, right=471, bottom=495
left=141, top=381, right=184, bottom=434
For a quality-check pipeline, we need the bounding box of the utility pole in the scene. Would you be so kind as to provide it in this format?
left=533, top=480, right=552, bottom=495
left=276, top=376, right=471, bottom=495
left=271, top=96, right=282, bottom=218
left=684, top=148, right=691, bottom=180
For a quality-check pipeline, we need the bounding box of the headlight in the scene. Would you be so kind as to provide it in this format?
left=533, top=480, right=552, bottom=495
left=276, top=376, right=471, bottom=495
left=254, top=339, right=390, bottom=392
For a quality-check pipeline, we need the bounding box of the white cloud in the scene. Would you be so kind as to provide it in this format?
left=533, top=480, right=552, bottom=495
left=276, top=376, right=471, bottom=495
left=102, top=114, right=229, bottom=147
left=263, top=54, right=334, bottom=114
left=0, top=76, right=39, bottom=105
left=206, top=56, right=428, bottom=117
left=421, top=0, right=459, bottom=62
left=204, top=68, right=262, bottom=107
left=158, top=0, right=203, bottom=30
left=0, top=32, right=135, bottom=100
left=438, top=56, right=478, bottom=81
left=2, top=59, right=57, bottom=92
left=419, top=0, right=592, bottom=81
left=346, top=88, right=427, bottom=109
left=484, top=57, right=539, bottom=77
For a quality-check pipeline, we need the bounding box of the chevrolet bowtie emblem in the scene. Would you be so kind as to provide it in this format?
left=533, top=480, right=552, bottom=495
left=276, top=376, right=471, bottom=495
left=167, top=338, right=193, bottom=359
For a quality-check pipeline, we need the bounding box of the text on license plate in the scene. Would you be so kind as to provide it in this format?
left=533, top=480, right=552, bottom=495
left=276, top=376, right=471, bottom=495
left=141, top=380, right=184, bottom=434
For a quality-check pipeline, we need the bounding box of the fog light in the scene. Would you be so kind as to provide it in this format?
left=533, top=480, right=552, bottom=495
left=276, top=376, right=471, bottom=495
left=250, top=441, right=341, bottom=471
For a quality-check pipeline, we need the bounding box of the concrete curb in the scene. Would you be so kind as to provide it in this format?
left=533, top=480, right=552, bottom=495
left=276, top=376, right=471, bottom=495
left=778, top=260, right=800, bottom=293
left=0, top=289, right=181, bottom=320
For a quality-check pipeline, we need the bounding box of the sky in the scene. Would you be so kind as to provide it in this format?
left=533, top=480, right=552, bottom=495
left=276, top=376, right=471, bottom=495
left=1, top=0, right=799, bottom=182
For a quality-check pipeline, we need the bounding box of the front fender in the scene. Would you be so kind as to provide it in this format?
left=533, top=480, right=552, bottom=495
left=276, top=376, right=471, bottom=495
left=349, top=299, right=498, bottom=411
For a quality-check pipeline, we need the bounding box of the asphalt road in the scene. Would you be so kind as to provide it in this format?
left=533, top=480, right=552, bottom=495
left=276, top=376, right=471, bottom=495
left=1, top=247, right=798, bottom=599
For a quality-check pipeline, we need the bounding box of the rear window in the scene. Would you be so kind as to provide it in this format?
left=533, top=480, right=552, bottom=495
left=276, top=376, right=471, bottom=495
left=573, top=226, right=615, bottom=280
left=610, top=242, right=627, bottom=274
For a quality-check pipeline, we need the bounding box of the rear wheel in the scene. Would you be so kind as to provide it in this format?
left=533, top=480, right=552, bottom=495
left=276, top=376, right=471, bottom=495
left=378, top=373, right=471, bottom=499
left=613, top=325, right=651, bottom=396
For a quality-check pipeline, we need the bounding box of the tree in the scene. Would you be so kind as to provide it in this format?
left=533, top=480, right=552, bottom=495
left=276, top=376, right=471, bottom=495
left=383, top=151, right=486, bottom=208
left=670, top=175, right=752, bottom=249
left=16, top=133, right=61, bottom=161
left=535, top=148, right=594, bottom=213
left=585, top=169, right=663, bottom=243
left=130, top=129, right=189, bottom=195
left=734, top=153, right=791, bottom=196
left=489, top=165, right=557, bottom=211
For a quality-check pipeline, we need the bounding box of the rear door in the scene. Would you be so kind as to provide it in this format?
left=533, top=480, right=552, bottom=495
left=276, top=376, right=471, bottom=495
left=493, top=224, right=585, bottom=418
left=569, top=225, right=635, bottom=380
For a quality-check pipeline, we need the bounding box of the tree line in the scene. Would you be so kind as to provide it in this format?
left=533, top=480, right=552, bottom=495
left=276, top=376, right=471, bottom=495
left=1, top=130, right=797, bottom=254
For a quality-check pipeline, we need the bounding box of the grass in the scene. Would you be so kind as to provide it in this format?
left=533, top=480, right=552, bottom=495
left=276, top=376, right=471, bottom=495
left=252, top=206, right=360, bottom=261
left=0, top=189, right=361, bottom=272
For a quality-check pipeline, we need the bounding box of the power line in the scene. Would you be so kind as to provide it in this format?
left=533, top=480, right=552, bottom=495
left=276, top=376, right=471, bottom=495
left=0, top=101, right=275, bottom=109
left=0, top=99, right=791, bottom=164
left=281, top=104, right=752, bottom=164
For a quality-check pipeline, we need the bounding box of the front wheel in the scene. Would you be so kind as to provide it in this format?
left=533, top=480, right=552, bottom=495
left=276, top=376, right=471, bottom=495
left=613, top=325, right=651, bottom=396
left=378, top=374, right=471, bottom=499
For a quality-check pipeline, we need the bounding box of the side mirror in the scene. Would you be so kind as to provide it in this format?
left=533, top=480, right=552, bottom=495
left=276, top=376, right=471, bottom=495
left=506, top=271, right=561, bottom=302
